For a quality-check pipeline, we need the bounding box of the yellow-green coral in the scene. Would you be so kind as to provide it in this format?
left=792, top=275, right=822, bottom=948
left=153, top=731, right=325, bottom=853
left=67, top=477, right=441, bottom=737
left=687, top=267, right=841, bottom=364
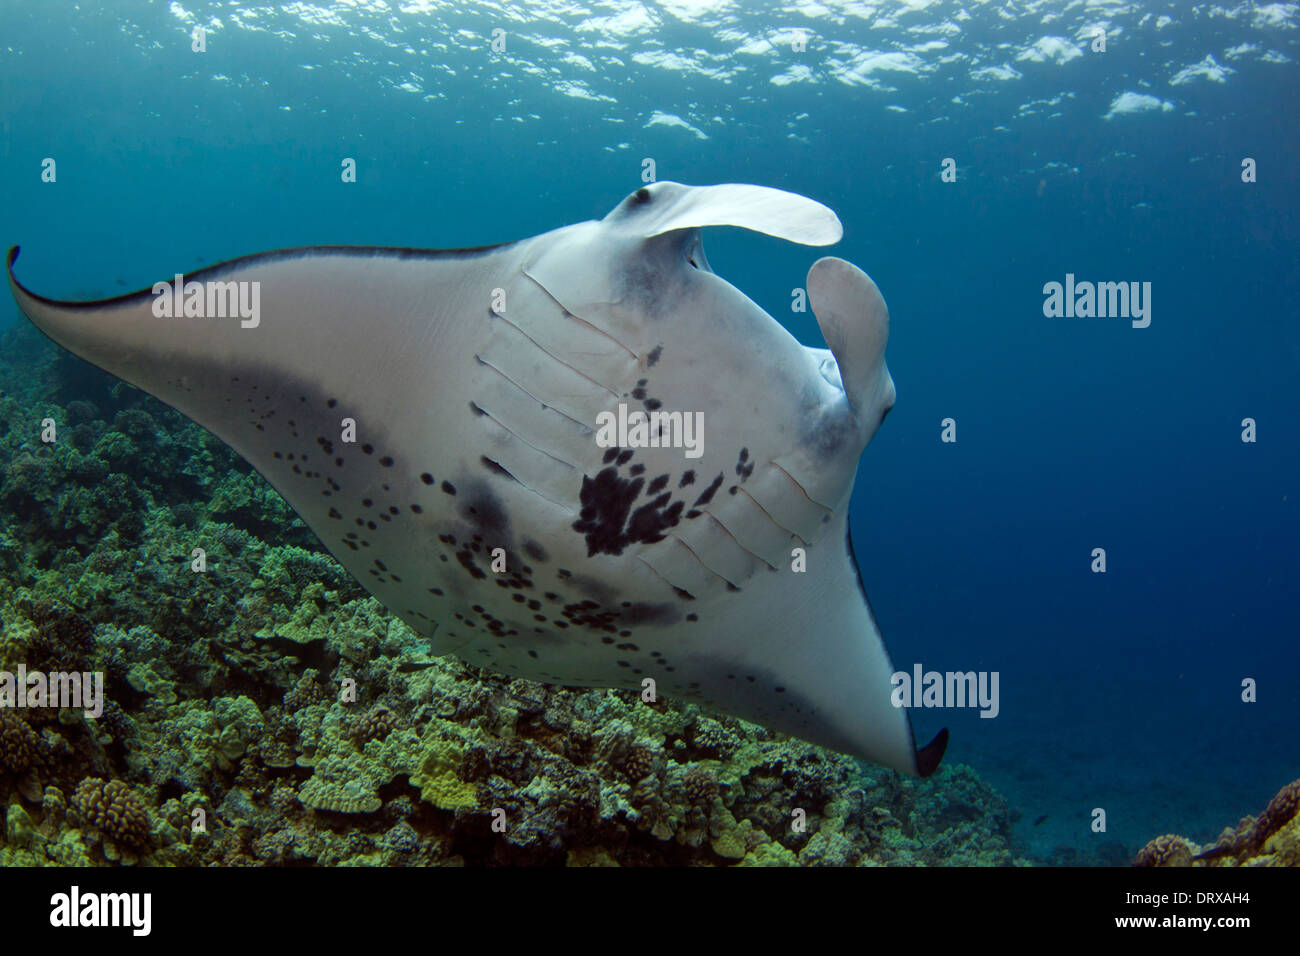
left=740, top=841, right=798, bottom=867
left=413, top=737, right=477, bottom=810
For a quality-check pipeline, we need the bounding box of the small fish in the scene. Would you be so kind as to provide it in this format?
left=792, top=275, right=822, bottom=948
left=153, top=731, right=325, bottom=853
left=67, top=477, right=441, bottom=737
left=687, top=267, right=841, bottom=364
left=1033, top=814, right=1049, bottom=826
left=396, top=660, right=440, bottom=673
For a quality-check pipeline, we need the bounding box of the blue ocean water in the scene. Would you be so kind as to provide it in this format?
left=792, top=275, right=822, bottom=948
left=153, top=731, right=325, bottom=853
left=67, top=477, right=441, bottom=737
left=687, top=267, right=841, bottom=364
left=1, top=0, right=1297, bottom=862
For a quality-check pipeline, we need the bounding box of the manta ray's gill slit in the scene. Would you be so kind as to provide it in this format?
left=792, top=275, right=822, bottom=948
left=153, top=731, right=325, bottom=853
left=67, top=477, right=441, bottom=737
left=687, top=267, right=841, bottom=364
left=661, top=533, right=739, bottom=591
left=766, top=460, right=834, bottom=513
left=478, top=456, right=571, bottom=510
left=486, top=307, right=622, bottom=397
left=634, top=556, right=696, bottom=603
left=696, top=511, right=778, bottom=572
left=472, top=355, right=591, bottom=432
left=470, top=400, right=581, bottom=473
left=729, top=484, right=805, bottom=544
left=521, top=270, right=638, bottom=359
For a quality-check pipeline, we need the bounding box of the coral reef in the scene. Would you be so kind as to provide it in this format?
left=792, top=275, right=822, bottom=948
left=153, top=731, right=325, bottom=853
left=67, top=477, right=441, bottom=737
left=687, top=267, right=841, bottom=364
left=1135, top=777, right=1300, bottom=867
left=0, top=323, right=1029, bottom=866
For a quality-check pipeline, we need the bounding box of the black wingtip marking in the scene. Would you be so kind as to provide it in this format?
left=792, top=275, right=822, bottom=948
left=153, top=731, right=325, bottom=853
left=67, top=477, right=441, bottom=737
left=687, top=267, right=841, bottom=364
left=5, top=241, right=517, bottom=309
left=915, top=727, right=949, bottom=777
left=6, top=246, right=18, bottom=271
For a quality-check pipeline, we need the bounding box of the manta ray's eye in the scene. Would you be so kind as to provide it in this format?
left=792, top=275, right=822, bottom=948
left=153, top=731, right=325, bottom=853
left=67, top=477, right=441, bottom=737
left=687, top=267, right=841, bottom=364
left=634, top=187, right=651, bottom=203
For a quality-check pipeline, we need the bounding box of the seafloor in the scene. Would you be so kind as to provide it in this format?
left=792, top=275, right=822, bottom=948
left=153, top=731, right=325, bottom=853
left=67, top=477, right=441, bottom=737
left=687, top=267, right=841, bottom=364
left=0, top=322, right=1293, bottom=867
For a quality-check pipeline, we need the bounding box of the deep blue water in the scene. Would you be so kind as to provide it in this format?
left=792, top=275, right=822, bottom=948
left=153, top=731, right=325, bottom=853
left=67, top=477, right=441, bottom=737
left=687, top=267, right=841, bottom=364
left=2, top=0, right=1297, bottom=859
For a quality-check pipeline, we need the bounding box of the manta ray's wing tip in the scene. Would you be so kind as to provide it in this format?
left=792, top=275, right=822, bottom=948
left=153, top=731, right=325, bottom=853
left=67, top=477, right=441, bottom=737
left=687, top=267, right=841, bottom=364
left=915, top=727, right=949, bottom=777
left=7, top=246, right=19, bottom=271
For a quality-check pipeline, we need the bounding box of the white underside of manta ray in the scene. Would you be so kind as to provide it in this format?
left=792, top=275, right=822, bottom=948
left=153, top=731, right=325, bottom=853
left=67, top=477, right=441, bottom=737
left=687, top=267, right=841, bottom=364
left=8, top=181, right=948, bottom=777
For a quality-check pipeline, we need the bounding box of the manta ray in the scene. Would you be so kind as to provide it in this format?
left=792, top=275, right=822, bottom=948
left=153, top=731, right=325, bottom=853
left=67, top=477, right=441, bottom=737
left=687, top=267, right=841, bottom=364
left=7, top=181, right=947, bottom=777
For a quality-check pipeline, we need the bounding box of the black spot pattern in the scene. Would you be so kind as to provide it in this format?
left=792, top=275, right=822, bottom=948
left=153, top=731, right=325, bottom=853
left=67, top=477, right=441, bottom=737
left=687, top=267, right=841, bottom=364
left=735, top=447, right=754, bottom=482
left=572, top=458, right=684, bottom=557
left=693, top=473, right=724, bottom=507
